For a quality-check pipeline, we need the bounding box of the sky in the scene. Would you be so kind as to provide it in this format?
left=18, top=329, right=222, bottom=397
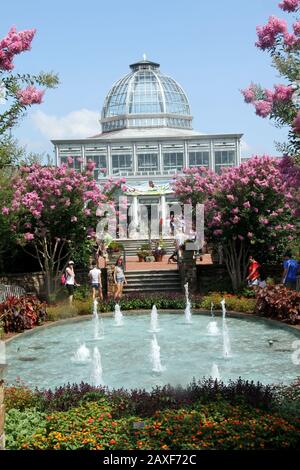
left=1, top=0, right=293, bottom=160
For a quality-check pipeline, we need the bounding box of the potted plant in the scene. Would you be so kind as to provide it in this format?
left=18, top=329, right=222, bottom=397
left=107, top=241, right=124, bottom=254
left=137, top=249, right=151, bottom=261
left=152, top=244, right=166, bottom=262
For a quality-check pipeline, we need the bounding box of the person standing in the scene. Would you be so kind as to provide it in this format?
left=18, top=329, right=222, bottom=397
left=246, top=255, right=260, bottom=286
left=114, top=256, right=127, bottom=301
left=65, top=260, right=77, bottom=305
left=282, top=250, right=299, bottom=290
left=89, top=260, right=103, bottom=301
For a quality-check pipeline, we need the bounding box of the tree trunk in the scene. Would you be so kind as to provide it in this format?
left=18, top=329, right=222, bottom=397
left=223, top=239, right=248, bottom=291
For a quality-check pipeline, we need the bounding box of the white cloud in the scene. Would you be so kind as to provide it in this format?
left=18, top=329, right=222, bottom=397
left=31, top=109, right=100, bottom=139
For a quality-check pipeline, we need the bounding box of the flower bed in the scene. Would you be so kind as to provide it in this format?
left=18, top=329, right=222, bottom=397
left=4, top=378, right=300, bottom=450
left=255, top=285, right=300, bottom=325
left=0, top=295, right=47, bottom=333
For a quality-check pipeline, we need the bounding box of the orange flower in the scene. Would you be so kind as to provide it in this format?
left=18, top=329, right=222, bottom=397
left=109, top=439, right=116, bottom=445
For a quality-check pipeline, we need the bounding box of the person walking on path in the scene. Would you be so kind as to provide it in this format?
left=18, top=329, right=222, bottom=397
left=246, top=255, right=260, bottom=286
left=89, top=260, right=103, bottom=301
left=65, top=260, right=79, bottom=305
left=114, top=256, right=127, bottom=301
left=282, top=250, right=299, bottom=290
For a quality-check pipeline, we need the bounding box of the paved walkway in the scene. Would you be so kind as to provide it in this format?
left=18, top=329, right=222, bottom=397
left=125, top=254, right=212, bottom=271
left=98, top=254, right=212, bottom=271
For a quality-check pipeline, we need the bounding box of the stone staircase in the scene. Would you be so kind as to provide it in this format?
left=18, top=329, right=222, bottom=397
left=119, top=238, right=175, bottom=256
left=123, top=269, right=181, bottom=293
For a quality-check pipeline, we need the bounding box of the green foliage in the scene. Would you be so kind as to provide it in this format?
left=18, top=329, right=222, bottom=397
left=273, top=379, right=300, bottom=419
left=107, top=241, right=124, bottom=253
left=46, top=300, right=92, bottom=321
left=5, top=408, right=47, bottom=450
left=200, top=293, right=256, bottom=313
left=11, top=399, right=300, bottom=450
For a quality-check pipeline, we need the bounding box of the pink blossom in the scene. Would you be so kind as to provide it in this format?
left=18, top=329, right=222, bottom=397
left=247, top=232, right=254, bottom=238
left=256, top=16, right=287, bottom=50
left=213, top=229, right=223, bottom=236
left=71, top=216, right=77, bottom=222
left=241, top=85, right=256, bottom=103
left=254, top=100, right=273, bottom=117
left=83, top=208, right=91, bottom=216
left=293, top=20, right=300, bottom=35
left=264, top=89, right=275, bottom=103
left=273, top=84, right=294, bottom=102
left=283, top=31, right=299, bottom=47
left=226, top=194, right=235, bottom=202
left=279, top=0, right=300, bottom=13
left=17, top=85, right=44, bottom=105
left=243, top=201, right=251, bottom=209
left=67, top=156, right=74, bottom=165
left=238, top=235, right=244, bottom=241
left=24, top=232, right=34, bottom=241
left=0, top=26, right=36, bottom=71
left=1, top=207, right=10, bottom=215
left=232, top=215, right=240, bottom=224
left=77, top=157, right=84, bottom=164
left=86, top=160, right=96, bottom=171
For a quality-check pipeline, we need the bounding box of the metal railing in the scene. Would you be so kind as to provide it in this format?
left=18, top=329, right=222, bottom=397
left=0, top=284, right=26, bottom=303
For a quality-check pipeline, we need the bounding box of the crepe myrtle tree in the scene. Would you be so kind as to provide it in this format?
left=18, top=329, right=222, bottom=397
left=241, top=0, right=300, bottom=157
left=0, top=26, right=59, bottom=137
left=173, top=157, right=297, bottom=290
left=1, top=160, right=123, bottom=300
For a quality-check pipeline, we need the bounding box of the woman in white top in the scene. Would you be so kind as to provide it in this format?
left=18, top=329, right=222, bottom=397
left=65, top=260, right=77, bottom=305
left=89, top=260, right=103, bottom=300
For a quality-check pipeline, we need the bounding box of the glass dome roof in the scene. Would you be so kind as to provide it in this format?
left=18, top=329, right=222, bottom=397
left=101, top=58, right=192, bottom=133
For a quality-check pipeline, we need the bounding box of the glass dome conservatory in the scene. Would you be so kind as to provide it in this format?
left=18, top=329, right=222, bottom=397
left=101, top=58, right=193, bottom=132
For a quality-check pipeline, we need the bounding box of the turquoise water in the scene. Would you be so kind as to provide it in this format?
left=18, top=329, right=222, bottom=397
left=5, top=312, right=300, bottom=390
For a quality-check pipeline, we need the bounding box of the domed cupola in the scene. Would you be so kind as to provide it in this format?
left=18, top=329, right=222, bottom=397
left=101, top=56, right=192, bottom=132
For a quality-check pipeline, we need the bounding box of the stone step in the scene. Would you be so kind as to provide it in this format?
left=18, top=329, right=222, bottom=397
left=124, top=279, right=181, bottom=287
left=123, top=286, right=181, bottom=292
left=125, top=270, right=179, bottom=276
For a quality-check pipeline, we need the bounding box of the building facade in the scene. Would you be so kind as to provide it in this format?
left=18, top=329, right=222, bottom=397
left=52, top=58, right=243, bottom=238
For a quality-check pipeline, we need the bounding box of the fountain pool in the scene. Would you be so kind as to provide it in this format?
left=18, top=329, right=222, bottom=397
left=5, top=312, right=300, bottom=390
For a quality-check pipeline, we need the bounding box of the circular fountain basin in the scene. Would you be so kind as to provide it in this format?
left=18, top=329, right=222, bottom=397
left=5, top=312, right=300, bottom=390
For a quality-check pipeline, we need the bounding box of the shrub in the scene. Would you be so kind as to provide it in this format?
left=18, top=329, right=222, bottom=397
left=5, top=408, right=47, bottom=450
left=5, top=383, right=38, bottom=411
left=46, top=300, right=92, bottom=321
left=0, top=295, right=47, bottom=333
left=33, top=378, right=275, bottom=415
left=200, top=293, right=256, bottom=313
left=272, top=378, right=300, bottom=418
left=254, top=285, right=300, bottom=324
